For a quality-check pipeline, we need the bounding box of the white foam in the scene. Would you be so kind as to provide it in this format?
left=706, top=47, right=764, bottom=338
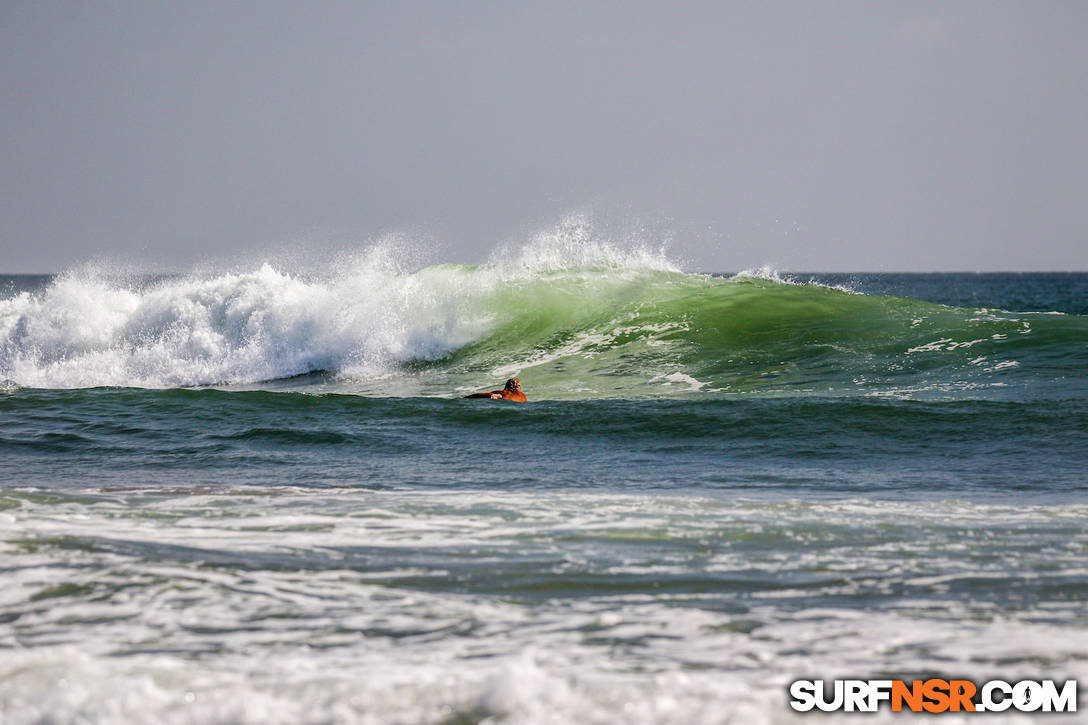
left=1, top=226, right=685, bottom=389
left=731, top=266, right=859, bottom=294
left=649, top=372, right=708, bottom=391
left=2, top=491, right=1086, bottom=724
left=1, top=259, right=466, bottom=387
left=732, top=265, right=792, bottom=284
left=490, top=213, right=680, bottom=275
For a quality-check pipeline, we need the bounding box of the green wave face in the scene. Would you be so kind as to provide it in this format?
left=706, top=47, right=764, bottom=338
left=4, top=262, right=1083, bottom=398
left=397, top=269, right=1086, bottom=400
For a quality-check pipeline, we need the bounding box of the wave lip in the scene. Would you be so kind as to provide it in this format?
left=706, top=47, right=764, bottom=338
left=488, top=214, right=680, bottom=275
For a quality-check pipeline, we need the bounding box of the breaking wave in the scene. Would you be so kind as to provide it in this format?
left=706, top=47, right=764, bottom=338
left=1, top=229, right=1084, bottom=399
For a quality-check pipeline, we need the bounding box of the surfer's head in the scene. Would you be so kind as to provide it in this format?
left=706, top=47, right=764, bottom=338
left=504, top=378, right=522, bottom=393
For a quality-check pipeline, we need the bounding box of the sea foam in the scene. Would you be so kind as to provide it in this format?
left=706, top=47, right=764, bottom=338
left=0, top=259, right=480, bottom=388
left=0, top=222, right=678, bottom=390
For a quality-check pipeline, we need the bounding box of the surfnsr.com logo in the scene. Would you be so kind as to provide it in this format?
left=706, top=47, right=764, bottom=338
left=789, top=679, right=1077, bottom=713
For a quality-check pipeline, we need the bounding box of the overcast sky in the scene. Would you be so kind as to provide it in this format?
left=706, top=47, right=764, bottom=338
left=2, top=1, right=1086, bottom=273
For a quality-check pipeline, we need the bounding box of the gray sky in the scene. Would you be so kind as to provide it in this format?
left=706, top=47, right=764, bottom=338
left=2, top=1, right=1086, bottom=273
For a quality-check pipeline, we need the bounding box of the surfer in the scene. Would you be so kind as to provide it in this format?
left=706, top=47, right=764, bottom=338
left=464, top=377, right=527, bottom=402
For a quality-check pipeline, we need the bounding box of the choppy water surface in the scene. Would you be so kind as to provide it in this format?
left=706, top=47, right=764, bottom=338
left=1, top=235, right=1086, bottom=723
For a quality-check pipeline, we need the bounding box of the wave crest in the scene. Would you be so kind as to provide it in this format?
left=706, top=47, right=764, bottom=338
left=488, top=214, right=680, bottom=275
left=1, top=260, right=491, bottom=388
left=0, top=226, right=683, bottom=390
left=2, top=232, right=1081, bottom=398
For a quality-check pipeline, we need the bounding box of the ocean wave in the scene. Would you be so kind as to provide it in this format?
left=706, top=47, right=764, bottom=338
left=1, top=235, right=1084, bottom=397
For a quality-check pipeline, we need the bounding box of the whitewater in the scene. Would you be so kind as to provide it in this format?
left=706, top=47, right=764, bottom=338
left=0, top=227, right=682, bottom=391
left=1, top=227, right=1087, bottom=724
left=2, top=231, right=1082, bottom=401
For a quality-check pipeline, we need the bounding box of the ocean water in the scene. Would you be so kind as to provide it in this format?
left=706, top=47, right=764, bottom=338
left=1, top=236, right=1086, bottom=723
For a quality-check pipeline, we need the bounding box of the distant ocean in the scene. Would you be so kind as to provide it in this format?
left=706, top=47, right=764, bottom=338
left=1, top=239, right=1086, bottom=722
